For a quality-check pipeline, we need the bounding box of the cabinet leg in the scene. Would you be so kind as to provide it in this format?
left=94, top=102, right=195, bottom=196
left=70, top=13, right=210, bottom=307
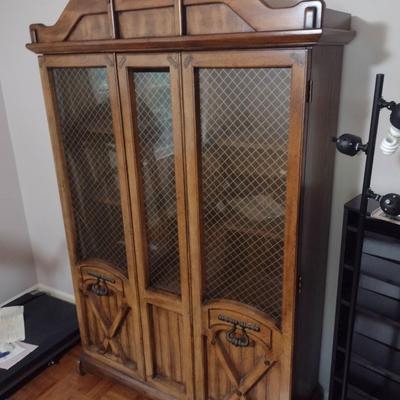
left=77, top=359, right=86, bottom=376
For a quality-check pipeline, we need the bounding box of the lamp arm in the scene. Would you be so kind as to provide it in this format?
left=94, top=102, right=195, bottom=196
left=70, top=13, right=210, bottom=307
left=379, top=98, right=397, bottom=110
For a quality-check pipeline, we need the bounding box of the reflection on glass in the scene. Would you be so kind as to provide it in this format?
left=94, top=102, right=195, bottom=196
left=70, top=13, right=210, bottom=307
left=132, top=70, right=181, bottom=295
left=52, top=67, right=127, bottom=272
left=199, top=68, right=292, bottom=325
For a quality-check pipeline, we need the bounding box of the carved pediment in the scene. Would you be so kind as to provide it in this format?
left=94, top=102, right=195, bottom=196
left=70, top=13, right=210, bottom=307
left=27, top=0, right=353, bottom=53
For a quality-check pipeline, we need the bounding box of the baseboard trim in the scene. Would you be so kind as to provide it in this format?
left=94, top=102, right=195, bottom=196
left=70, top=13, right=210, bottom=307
left=0, top=284, right=75, bottom=307
left=36, top=284, right=75, bottom=304
left=0, top=284, right=40, bottom=307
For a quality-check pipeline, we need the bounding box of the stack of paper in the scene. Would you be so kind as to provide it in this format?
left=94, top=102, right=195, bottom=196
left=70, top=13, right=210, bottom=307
left=0, top=306, right=25, bottom=347
left=0, top=306, right=38, bottom=370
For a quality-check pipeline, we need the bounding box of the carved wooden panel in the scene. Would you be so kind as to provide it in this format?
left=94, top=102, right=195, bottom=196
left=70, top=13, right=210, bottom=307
left=29, top=0, right=327, bottom=44
left=79, top=264, right=140, bottom=376
left=184, top=0, right=323, bottom=34
left=67, top=14, right=111, bottom=41
left=186, top=4, right=254, bottom=35
left=150, top=306, right=186, bottom=394
left=119, top=8, right=176, bottom=39
left=204, top=302, right=282, bottom=400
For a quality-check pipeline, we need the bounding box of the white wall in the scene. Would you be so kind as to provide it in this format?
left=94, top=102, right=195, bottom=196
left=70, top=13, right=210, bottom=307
left=0, top=0, right=399, bottom=396
left=0, top=82, right=37, bottom=304
left=0, top=0, right=73, bottom=297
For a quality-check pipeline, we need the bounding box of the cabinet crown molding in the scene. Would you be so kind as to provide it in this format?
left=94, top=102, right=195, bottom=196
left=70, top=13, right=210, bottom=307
left=27, top=0, right=354, bottom=54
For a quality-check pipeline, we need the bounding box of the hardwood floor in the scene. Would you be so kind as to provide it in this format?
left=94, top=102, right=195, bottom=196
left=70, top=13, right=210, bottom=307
left=11, top=347, right=151, bottom=400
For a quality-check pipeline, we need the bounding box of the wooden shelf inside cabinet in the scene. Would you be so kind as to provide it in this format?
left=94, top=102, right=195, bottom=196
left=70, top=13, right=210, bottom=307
left=95, top=196, right=120, bottom=207
left=205, top=211, right=285, bottom=241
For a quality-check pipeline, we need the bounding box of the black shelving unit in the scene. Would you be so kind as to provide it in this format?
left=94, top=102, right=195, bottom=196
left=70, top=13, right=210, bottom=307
left=330, top=196, right=400, bottom=400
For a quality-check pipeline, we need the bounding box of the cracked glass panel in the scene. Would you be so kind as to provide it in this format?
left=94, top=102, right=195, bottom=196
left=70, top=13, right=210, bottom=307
left=132, top=70, right=181, bottom=295
left=52, top=67, right=127, bottom=273
left=198, top=68, right=292, bottom=326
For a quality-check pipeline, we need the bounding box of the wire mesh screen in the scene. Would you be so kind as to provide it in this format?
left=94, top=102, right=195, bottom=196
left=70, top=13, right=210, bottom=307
left=52, top=68, right=127, bottom=273
left=132, top=70, right=181, bottom=295
left=199, top=68, right=292, bottom=326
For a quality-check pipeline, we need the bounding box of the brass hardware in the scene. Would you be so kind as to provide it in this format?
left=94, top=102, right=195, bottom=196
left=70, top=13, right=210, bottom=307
left=218, top=314, right=260, bottom=348
left=87, top=271, right=115, bottom=283
left=226, top=326, right=250, bottom=347
left=218, top=315, right=260, bottom=332
left=91, top=280, right=109, bottom=297
left=87, top=271, right=115, bottom=296
left=297, top=274, right=303, bottom=296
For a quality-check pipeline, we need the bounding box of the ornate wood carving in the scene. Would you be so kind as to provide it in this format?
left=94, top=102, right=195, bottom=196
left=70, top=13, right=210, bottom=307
left=204, top=302, right=281, bottom=400
left=79, top=264, right=137, bottom=371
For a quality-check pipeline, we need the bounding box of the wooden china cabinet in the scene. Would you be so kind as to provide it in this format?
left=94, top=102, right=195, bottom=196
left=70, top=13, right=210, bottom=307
left=27, top=1, right=354, bottom=399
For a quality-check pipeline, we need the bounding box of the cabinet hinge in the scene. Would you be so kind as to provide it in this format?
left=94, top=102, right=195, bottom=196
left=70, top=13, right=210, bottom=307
left=297, top=274, right=303, bottom=296
left=306, top=80, right=314, bottom=103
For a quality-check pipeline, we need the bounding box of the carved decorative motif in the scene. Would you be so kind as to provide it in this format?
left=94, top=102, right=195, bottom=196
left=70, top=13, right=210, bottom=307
left=218, top=314, right=261, bottom=347
left=79, top=266, right=133, bottom=367
left=167, top=55, right=179, bottom=69
left=208, top=328, right=277, bottom=399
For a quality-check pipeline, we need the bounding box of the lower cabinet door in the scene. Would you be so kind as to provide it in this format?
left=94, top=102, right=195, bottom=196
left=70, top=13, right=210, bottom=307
left=203, top=301, right=282, bottom=400
left=78, top=263, right=142, bottom=379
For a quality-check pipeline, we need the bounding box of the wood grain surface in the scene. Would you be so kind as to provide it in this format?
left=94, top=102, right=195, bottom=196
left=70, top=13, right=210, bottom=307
left=12, top=346, right=150, bottom=400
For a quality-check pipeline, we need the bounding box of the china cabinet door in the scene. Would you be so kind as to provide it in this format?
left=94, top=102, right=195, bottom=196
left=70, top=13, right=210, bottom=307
left=182, top=50, right=308, bottom=400
left=117, top=53, right=194, bottom=399
left=39, top=54, right=144, bottom=379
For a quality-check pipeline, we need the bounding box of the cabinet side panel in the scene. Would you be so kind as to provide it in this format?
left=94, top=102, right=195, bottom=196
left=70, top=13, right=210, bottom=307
left=294, top=45, right=344, bottom=399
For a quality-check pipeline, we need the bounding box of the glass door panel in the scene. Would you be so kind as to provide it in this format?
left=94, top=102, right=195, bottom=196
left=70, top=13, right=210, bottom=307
left=51, top=67, right=127, bottom=272
left=131, top=70, right=180, bottom=295
left=199, top=67, right=292, bottom=326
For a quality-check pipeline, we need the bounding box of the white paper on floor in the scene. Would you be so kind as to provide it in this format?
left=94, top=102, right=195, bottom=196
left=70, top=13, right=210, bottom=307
left=0, top=306, right=25, bottom=346
left=0, top=342, right=38, bottom=370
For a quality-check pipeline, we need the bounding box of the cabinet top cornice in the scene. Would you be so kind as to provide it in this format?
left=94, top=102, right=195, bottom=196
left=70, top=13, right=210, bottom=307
left=27, top=0, right=355, bottom=54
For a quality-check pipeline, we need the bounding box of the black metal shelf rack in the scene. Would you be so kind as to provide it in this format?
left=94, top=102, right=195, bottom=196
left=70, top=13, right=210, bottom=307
left=330, top=195, right=400, bottom=400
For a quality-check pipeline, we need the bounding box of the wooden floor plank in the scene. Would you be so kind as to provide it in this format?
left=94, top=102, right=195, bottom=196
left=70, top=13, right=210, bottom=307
left=11, top=346, right=151, bottom=400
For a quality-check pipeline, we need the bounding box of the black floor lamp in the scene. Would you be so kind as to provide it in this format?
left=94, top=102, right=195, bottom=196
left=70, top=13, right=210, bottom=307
left=333, top=73, right=400, bottom=399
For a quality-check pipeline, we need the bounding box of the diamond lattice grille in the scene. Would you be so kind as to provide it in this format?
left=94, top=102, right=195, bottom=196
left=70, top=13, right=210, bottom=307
left=52, top=68, right=127, bottom=273
left=199, top=68, right=292, bottom=326
left=132, top=71, right=181, bottom=295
